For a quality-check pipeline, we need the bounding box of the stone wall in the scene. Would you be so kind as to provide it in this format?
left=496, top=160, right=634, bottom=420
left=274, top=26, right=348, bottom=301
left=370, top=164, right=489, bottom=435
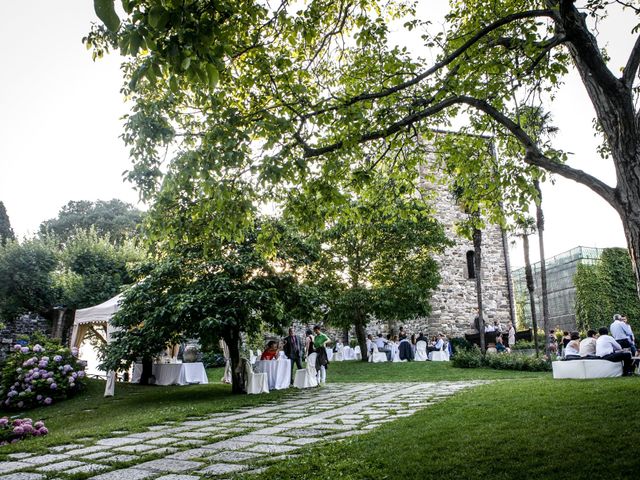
left=0, top=314, right=51, bottom=361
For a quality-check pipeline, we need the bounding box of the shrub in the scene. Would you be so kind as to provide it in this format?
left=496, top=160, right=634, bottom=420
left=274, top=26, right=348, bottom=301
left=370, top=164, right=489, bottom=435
left=452, top=346, right=550, bottom=372
left=0, top=417, right=48, bottom=445
left=451, top=347, right=484, bottom=368
left=0, top=334, right=86, bottom=410
left=449, top=337, right=473, bottom=353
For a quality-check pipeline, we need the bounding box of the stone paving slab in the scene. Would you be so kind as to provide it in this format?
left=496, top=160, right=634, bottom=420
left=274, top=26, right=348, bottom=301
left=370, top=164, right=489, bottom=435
left=136, top=459, right=204, bottom=473
left=0, top=474, right=45, bottom=480
left=197, top=463, right=248, bottom=476
left=35, top=460, right=87, bottom=472
left=6, top=381, right=488, bottom=480
left=0, top=462, right=33, bottom=473
left=6, top=453, right=33, bottom=460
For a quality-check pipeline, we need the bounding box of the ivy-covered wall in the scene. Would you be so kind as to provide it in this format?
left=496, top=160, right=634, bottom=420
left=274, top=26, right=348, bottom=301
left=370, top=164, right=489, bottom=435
left=575, top=247, right=640, bottom=334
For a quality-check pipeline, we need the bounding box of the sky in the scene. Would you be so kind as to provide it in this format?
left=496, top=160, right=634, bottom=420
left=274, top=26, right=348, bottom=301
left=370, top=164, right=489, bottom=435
left=0, top=1, right=633, bottom=268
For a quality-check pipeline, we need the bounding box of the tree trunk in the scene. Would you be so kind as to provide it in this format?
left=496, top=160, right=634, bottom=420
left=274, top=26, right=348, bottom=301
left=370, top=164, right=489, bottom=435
left=342, top=326, right=349, bottom=345
left=522, top=234, right=540, bottom=357
left=500, top=227, right=517, bottom=329
left=615, top=163, right=640, bottom=301
left=223, top=326, right=245, bottom=394
left=472, top=228, right=486, bottom=353
left=534, top=180, right=551, bottom=356
left=354, top=318, right=368, bottom=362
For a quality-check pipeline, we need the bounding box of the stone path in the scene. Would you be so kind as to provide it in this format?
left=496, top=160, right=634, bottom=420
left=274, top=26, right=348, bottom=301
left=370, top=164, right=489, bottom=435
left=1, top=381, right=489, bottom=479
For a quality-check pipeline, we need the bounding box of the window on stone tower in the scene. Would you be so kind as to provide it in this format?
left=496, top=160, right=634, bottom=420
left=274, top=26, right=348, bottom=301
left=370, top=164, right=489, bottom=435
left=466, top=250, right=476, bottom=279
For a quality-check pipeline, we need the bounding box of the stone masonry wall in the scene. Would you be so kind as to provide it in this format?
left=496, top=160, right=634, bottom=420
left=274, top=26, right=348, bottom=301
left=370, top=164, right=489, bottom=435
left=0, top=314, right=51, bottom=361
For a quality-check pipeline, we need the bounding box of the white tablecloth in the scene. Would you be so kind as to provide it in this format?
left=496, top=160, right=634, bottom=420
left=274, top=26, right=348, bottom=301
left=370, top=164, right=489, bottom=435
left=131, top=362, right=209, bottom=386
left=254, top=359, right=291, bottom=390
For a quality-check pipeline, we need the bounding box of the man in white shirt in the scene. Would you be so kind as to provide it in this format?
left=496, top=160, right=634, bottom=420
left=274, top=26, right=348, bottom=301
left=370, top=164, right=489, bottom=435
left=375, top=334, right=391, bottom=361
left=610, top=314, right=633, bottom=349
left=595, top=326, right=634, bottom=375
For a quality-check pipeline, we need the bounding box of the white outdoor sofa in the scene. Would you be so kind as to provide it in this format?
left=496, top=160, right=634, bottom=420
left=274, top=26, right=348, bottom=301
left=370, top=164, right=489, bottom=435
left=552, top=358, right=622, bottom=379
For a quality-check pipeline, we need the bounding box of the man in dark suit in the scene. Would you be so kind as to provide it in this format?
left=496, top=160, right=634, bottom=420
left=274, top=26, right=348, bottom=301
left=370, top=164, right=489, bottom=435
left=283, top=327, right=303, bottom=384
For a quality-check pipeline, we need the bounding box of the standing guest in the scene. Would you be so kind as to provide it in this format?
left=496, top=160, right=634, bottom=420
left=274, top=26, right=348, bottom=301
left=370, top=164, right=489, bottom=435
left=260, top=340, right=279, bottom=360
left=622, top=316, right=637, bottom=355
left=563, top=332, right=581, bottom=359
left=610, top=314, right=633, bottom=349
left=595, top=326, right=634, bottom=376
left=304, top=329, right=315, bottom=357
left=561, top=331, right=571, bottom=348
left=410, top=333, right=417, bottom=356
left=472, top=308, right=481, bottom=332
left=548, top=329, right=558, bottom=354
left=313, top=325, right=331, bottom=384
left=375, top=333, right=391, bottom=361
left=507, top=322, right=516, bottom=348
left=283, top=327, right=303, bottom=385
left=579, top=329, right=598, bottom=357
left=366, top=334, right=374, bottom=355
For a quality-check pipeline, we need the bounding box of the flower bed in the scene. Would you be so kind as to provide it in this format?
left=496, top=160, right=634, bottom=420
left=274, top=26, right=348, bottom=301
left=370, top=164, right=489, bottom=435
left=0, top=417, right=48, bottom=445
left=452, top=346, right=551, bottom=371
left=0, top=335, right=86, bottom=410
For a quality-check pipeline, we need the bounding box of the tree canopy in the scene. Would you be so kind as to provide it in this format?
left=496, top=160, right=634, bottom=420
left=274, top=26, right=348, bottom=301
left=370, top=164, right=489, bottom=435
left=89, top=0, right=640, bottom=297
left=39, top=199, right=144, bottom=245
left=0, top=201, right=15, bottom=246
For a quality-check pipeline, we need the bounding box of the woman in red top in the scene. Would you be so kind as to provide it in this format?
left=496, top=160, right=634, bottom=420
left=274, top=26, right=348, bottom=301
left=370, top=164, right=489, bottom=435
left=260, top=340, right=279, bottom=360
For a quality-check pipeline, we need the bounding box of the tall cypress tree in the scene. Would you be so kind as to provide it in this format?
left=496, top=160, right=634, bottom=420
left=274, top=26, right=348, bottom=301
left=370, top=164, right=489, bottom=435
left=0, top=201, right=15, bottom=245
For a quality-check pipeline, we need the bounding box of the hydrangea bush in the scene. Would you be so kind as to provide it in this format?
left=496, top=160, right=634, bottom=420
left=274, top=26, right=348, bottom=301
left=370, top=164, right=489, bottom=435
left=0, top=334, right=86, bottom=410
left=0, top=417, right=48, bottom=445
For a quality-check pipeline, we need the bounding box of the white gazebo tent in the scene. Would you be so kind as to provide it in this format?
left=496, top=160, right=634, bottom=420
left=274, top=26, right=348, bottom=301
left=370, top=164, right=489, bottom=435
left=71, top=293, right=123, bottom=397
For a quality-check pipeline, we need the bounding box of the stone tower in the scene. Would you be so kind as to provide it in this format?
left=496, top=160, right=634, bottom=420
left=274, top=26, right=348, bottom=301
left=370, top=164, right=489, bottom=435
left=416, top=149, right=515, bottom=337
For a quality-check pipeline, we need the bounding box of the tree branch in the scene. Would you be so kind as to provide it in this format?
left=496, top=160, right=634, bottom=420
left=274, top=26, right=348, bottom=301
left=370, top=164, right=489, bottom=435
left=301, top=9, right=554, bottom=120
left=623, top=33, right=640, bottom=87
left=297, top=94, right=618, bottom=209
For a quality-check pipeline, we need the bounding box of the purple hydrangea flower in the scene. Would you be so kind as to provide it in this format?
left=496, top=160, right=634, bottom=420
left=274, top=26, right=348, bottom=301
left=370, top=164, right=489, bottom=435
left=36, top=395, right=42, bottom=401
left=46, top=378, right=54, bottom=384
left=33, top=344, right=43, bottom=353
left=71, top=347, right=79, bottom=356
left=77, top=371, right=85, bottom=378
left=13, top=426, right=24, bottom=434
left=50, top=383, right=57, bottom=390
left=20, top=347, right=29, bottom=354
left=44, top=397, right=52, bottom=405
left=0, top=418, right=8, bottom=427
left=16, top=401, right=23, bottom=408
left=69, top=382, right=75, bottom=388
left=14, top=344, right=22, bottom=351
left=38, top=426, right=48, bottom=435
left=34, top=421, right=44, bottom=429
left=32, top=372, right=41, bottom=379
left=53, top=355, right=62, bottom=363
left=7, top=391, right=18, bottom=398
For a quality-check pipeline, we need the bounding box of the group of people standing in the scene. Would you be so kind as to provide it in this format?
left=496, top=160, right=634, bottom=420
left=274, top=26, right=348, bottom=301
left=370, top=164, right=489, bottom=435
left=559, top=313, right=637, bottom=376
left=262, top=325, right=331, bottom=385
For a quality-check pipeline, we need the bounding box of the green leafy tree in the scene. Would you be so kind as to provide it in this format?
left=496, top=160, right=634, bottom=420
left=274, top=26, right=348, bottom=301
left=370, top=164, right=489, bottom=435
left=575, top=248, right=640, bottom=333
left=55, top=229, right=145, bottom=309
left=89, top=0, right=640, bottom=299
left=101, top=220, right=317, bottom=393
left=39, top=199, right=143, bottom=245
left=296, top=179, right=449, bottom=360
left=0, top=201, right=15, bottom=246
left=0, top=238, right=58, bottom=320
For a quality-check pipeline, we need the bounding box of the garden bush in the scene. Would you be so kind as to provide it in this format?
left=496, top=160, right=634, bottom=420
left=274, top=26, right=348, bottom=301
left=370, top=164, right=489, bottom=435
left=451, top=346, right=550, bottom=372
left=0, top=417, right=48, bottom=445
left=0, top=334, right=86, bottom=410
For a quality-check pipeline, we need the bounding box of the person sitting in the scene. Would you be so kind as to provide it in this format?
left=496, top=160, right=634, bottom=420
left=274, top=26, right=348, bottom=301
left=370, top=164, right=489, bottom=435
left=595, top=326, right=634, bottom=376
left=260, top=340, right=279, bottom=360
left=416, top=332, right=429, bottom=344
left=579, top=329, right=598, bottom=357
left=399, top=335, right=414, bottom=361
left=485, top=323, right=496, bottom=333
left=495, top=335, right=511, bottom=353
left=563, top=331, right=581, bottom=359
left=375, top=333, right=391, bottom=361
left=428, top=333, right=445, bottom=353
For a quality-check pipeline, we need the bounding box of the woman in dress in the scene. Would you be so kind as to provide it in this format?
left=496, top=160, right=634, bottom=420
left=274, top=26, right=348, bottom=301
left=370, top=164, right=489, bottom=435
left=312, top=325, right=331, bottom=384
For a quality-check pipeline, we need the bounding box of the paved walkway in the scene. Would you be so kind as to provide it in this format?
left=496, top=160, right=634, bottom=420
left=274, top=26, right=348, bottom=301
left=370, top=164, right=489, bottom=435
left=1, top=381, right=489, bottom=479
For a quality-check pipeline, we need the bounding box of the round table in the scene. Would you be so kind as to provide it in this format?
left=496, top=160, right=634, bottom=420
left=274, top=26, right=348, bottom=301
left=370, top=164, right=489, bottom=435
left=254, top=359, right=291, bottom=389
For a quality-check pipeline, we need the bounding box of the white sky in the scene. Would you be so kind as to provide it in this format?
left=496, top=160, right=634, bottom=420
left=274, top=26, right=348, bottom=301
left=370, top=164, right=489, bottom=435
left=0, top=1, right=632, bottom=268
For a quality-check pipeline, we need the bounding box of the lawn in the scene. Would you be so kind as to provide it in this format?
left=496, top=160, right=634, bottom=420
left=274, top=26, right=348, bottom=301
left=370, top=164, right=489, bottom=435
left=2, top=360, right=638, bottom=480
left=255, top=376, right=640, bottom=480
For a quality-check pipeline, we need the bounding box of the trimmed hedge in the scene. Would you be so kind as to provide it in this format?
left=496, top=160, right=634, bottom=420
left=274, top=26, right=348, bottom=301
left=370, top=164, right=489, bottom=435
left=452, top=346, right=551, bottom=371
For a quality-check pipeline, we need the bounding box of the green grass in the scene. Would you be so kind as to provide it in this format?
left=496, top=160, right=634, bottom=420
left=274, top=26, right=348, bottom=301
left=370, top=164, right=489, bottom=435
left=252, top=377, right=640, bottom=480
left=0, top=369, right=288, bottom=456
left=327, top=359, right=548, bottom=382
left=3, top=360, right=638, bottom=480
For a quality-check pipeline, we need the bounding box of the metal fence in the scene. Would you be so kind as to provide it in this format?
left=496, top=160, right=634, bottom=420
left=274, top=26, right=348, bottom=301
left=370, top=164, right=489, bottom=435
left=512, top=246, right=603, bottom=332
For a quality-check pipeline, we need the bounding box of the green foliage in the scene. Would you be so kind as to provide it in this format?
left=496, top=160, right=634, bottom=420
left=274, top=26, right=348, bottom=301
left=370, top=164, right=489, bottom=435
left=0, top=333, right=86, bottom=411
left=100, top=219, right=317, bottom=373
left=449, top=336, right=473, bottom=353
left=0, top=201, right=15, bottom=246
left=39, top=199, right=143, bottom=245
left=54, top=229, right=144, bottom=309
left=451, top=346, right=550, bottom=371
left=0, top=238, right=58, bottom=319
left=575, top=248, right=640, bottom=332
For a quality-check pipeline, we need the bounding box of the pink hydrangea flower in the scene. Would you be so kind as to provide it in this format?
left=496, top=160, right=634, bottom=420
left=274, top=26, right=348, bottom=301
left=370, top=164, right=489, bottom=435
left=13, top=426, right=24, bottom=435
left=34, top=421, right=44, bottom=429
left=43, top=397, right=52, bottom=405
